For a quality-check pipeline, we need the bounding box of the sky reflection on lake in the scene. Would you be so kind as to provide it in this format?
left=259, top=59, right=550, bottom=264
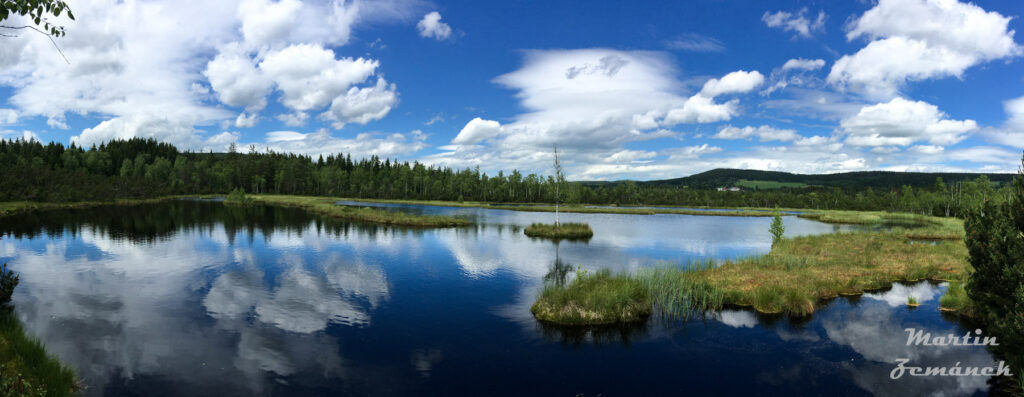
left=0, top=201, right=1000, bottom=396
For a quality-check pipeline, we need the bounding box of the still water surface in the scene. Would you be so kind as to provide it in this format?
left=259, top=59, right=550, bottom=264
left=0, top=200, right=997, bottom=396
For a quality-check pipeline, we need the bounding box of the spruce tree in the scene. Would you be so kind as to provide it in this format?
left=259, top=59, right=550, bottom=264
left=964, top=152, right=1024, bottom=381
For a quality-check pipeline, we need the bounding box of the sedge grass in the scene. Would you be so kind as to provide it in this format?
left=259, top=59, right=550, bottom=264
left=0, top=310, right=77, bottom=396
left=523, top=222, right=594, bottom=239
left=635, top=263, right=723, bottom=320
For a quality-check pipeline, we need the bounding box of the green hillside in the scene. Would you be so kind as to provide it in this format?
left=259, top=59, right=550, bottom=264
left=642, top=168, right=1015, bottom=189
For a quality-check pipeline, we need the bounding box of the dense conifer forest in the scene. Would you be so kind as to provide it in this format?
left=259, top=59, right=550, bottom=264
left=1, top=137, right=1017, bottom=217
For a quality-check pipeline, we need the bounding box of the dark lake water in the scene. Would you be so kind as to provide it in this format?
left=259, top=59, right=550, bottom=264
left=0, top=200, right=1001, bottom=396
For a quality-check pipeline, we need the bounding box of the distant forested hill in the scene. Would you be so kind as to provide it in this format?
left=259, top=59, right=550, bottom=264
left=642, top=168, right=1016, bottom=189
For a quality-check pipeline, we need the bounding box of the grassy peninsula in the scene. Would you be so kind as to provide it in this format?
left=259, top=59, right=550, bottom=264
left=533, top=213, right=972, bottom=323
left=250, top=195, right=470, bottom=227
left=1, top=195, right=469, bottom=228
left=524, top=222, right=594, bottom=239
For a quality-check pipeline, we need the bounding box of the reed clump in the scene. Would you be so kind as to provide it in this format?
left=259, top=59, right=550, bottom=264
left=939, top=281, right=975, bottom=315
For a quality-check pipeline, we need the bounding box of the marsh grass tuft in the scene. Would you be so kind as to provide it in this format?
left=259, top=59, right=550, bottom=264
left=531, top=268, right=651, bottom=325
left=907, top=296, right=920, bottom=306
left=524, top=222, right=593, bottom=240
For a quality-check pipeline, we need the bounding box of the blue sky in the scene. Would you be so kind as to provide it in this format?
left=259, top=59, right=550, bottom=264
left=1, top=0, right=1023, bottom=180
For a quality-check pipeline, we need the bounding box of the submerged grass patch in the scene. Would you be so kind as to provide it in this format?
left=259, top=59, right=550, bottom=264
left=251, top=195, right=469, bottom=227
left=523, top=222, right=594, bottom=239
left=0, top=310, right=77, bottom=396
left=531, top=269, right=651, bottom=325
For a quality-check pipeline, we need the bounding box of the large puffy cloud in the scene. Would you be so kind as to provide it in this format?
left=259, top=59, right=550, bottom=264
left=204, top=40, right=397, bottom=130
left=0, top=0, right=411, bottom=150
left=0, top=0, right=238, bottom=136
left=258, top=44, right=381, bottom=112
left=840, top=97, right=977, bottom=147
left=829, top=0, right=1021, bottom=99
left=428, top=49, right=764, bottom=177
left=416, top=11, right=452, bottom=40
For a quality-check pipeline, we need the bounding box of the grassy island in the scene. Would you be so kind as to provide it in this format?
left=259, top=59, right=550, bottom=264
left=524, top=222, right=594, bottom=239
left=531, top=269, right=651, bottom=325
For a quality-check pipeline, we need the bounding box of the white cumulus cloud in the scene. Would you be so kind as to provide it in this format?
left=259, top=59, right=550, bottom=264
left=322, top=77, right=399, bottom=129
left=829, top=0, right=1021, bottom=99
left=452, top=117, right=502, bottom=145
left=417, top=11, right=452, bottom=40
left=840, top=97, right=977, bottom=147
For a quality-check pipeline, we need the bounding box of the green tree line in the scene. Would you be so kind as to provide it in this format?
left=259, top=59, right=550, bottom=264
left=0, top=137, right=1016, bottom=216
